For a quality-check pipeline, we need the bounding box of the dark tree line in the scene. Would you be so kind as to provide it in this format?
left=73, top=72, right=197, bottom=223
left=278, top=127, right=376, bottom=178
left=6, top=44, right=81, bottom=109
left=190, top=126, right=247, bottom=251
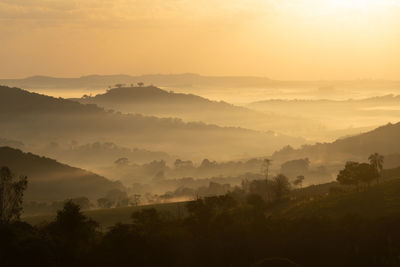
left=337, top=153, right=384, bottom=188
left=3, top=158, right=400, bottom=267
left=2, top=194, right=400, bottom=266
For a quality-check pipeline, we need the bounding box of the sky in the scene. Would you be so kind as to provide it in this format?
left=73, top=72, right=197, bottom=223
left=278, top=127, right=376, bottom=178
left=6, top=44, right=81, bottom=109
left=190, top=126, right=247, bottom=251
left=0, top=0, right=400, bottom=80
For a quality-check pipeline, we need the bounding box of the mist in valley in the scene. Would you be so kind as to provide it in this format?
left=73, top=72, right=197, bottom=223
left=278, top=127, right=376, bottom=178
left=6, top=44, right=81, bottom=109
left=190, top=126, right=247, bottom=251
left=2, top=0, right=400, bottom=265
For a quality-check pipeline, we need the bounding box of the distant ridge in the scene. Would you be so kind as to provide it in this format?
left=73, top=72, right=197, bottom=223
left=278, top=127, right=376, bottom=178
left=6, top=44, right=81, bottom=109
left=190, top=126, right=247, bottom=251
left=1, top=74, right=399, bottom=90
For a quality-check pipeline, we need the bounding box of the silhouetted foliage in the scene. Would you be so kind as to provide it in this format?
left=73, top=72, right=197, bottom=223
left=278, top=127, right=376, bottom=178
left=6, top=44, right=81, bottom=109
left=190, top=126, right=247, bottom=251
left=271, top=174, right=291, bottom=201
left=337, top=161, right=377, bottom=187
left=0, top=167, right=27, bottom=224
left=293, top=175, right=305, bottom=188
left=369, top=153, right=384, bottom=184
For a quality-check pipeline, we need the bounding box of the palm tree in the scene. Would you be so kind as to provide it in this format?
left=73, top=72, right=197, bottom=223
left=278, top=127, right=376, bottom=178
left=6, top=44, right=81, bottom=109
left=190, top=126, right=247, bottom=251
left=368, top=153, right=384, bottom=184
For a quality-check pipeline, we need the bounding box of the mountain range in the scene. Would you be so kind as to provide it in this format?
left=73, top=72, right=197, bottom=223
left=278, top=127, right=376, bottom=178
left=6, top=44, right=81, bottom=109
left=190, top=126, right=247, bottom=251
left=2, top=74, right=399, bottom=90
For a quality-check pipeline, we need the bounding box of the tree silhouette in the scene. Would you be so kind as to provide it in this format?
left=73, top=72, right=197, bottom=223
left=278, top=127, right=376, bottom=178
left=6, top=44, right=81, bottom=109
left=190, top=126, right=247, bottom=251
left=0, top=167, right=27, bottom=224
left=262, top=159, right=272, bottom=201
left=46, top=201, right=99, bottom=251
left=262, top=158, right=272, bottom=181
left=293, top=175, right=305, bottom=188
left=337, top=161, right=376, bottom=189
left=368, top=153, right=384, bottom=184
left=271, top=174, right=291, bottom=201
left=337, top=161, right=361, bottom=187
left=358, top=163, right=376, bottom=188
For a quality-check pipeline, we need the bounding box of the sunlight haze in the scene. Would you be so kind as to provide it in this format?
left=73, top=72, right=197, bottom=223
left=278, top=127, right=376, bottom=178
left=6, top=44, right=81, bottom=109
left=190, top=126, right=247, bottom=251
left=1, top=0, right=400, bottom=79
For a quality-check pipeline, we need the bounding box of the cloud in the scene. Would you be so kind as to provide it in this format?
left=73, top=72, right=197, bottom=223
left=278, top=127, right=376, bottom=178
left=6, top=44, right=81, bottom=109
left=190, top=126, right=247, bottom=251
left=0, top=0, right=269, bottom=29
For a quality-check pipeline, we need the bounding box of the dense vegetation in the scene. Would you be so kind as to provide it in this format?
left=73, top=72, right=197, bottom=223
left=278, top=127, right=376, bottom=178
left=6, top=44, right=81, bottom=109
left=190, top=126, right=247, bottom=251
left=3, top=161, right=400, bottom=266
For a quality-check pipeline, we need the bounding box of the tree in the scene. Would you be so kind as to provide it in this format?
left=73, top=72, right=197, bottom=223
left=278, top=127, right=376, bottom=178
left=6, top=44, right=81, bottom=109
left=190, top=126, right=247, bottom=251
left=357, top=163, right=376, bottom=187
left=46, top=201, right=99, bottom=261
left=293, top=175, right=305, bottom=188
left=262, top=158, right=272, bottom=180
left=368, top=153, right=384, bottom=184
left=114, top=157, right=130, bottom=166
left=137, top=82, right=144, bottom=87
left=70, top=197, right=92, bottom=210
left=280, top=158, right=310, bottom=177
left=0, top=167, right=28, bottom=224
left=271, top=174, right=291, bottom=202
left=337, top=161, right=377, bottom=188
left=337, top=161, right=360, bottom=187
left=115, top=83, right=125, bottom=88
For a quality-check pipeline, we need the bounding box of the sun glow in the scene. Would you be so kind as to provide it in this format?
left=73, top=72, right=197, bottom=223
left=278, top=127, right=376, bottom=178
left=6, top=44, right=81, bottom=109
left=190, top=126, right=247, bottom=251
left=312, top=0, right=400, bottom=16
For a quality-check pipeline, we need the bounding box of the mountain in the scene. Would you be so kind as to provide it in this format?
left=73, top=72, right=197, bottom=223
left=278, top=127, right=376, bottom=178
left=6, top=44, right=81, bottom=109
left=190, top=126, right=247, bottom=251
left=272, top=122, right=400, bottom=167
left=0, top=146, right=123, bottom=202
left=74, top=86, right=321, bottom=137
left=2, top=74, right=399, bottom=90
left=0, top=86, right=305, bottom=160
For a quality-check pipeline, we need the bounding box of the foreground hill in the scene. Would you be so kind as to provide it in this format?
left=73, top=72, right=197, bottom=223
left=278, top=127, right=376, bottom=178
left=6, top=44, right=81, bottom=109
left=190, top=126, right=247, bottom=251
left=0, top=86, right=305, bottom=160
left=75, top=86, right=321, bottom=137
left=0, top=146, right=123, bottom=201
left=272, top=122, right=400, bottom=166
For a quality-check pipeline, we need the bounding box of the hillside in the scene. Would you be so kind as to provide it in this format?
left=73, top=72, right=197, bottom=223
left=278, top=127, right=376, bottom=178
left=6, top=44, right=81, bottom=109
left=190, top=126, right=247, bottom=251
left=0, top=86, right=305, bottom=160
left=0, top=147, right=123, bottom=201
left=280, top=177, right=400, bottom=220
left=75, top=86, right=321, bottom=137
left=272, top=122, right=400, bottom=166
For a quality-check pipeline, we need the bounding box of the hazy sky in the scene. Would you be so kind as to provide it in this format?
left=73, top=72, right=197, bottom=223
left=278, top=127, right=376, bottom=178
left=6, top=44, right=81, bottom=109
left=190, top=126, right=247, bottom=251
left=1, top=0, right=400, bottom=80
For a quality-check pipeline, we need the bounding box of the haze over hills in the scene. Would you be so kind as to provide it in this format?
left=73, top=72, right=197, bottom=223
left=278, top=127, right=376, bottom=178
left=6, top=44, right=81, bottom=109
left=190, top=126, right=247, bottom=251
left=272, top=122, right=400, bottom=168
left=75, top=86, right=323, bottom=138
left=0, top=86, right=305, bottom=161
left=0, top=146, right=123, bottom=202
left=249, top=95, right=400, bottom=125
left=40, top=142, right=174, bottom=169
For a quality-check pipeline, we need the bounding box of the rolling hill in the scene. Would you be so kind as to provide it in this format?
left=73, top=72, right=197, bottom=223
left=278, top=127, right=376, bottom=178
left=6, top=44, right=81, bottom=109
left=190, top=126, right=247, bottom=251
left=272, top=122, right=400, bottom=167
left=0, top=86, right=305, bottom=160
left=0, top=146, right=123, bottom=202
left=74, top=85, right=322, bottom=137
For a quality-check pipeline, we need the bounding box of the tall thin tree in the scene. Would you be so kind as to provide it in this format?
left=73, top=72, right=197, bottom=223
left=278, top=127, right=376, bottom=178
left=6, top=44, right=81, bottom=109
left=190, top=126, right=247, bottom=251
left=368, top=153, right=384, bottom=184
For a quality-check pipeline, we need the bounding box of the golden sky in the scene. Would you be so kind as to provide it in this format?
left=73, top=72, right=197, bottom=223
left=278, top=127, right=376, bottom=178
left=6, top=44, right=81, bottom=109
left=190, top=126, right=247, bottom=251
left=1, top=0, right=400, bottom=80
